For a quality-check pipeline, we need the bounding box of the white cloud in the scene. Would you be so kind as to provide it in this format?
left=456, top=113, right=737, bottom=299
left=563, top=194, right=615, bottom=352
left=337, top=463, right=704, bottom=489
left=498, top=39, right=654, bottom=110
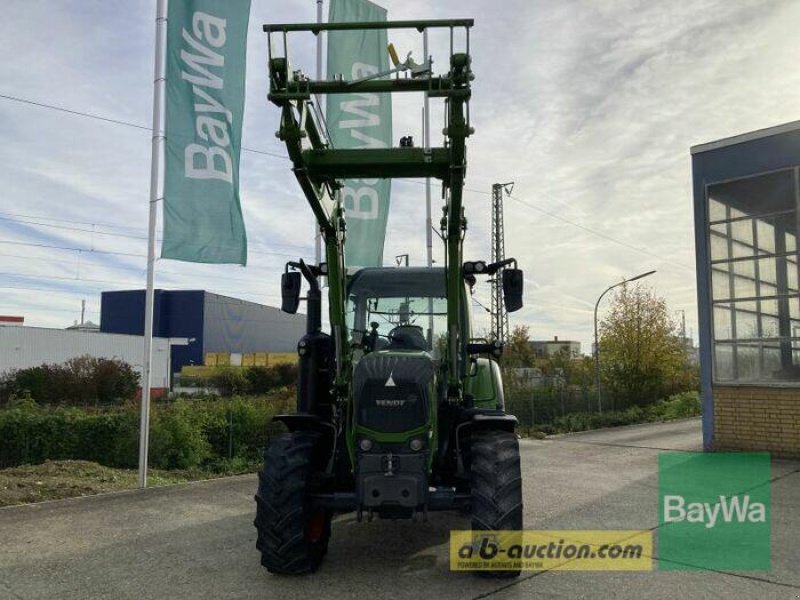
left=0, top=0, right=798, bottom=352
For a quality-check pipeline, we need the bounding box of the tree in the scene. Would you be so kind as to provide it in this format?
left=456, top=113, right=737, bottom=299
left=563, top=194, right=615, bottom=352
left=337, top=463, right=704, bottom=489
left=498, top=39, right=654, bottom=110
left=502, top=325, right=534, bottom=369
left=598, top=284, right=692, bottom=408
left=540, top=349, right=594, bottom=390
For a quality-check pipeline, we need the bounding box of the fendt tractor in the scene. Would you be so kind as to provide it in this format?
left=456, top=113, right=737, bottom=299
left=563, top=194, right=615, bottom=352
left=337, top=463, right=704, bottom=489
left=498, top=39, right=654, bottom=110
left=255, top=19, right=525, bottom=576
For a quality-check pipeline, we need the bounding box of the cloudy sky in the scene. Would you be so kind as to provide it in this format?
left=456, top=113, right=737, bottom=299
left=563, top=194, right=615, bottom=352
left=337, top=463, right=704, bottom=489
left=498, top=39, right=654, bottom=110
left=1, top=0, right=799, bottom=353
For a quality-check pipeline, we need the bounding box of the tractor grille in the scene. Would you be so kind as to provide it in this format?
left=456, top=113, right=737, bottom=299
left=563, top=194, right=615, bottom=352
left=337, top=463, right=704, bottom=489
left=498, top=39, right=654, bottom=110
left=354, top=354, right=433, bottom=434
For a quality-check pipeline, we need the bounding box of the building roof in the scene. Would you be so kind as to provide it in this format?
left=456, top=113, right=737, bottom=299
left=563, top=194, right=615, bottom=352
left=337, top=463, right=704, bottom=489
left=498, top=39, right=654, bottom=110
left=690, top=120, right=800, bottom=155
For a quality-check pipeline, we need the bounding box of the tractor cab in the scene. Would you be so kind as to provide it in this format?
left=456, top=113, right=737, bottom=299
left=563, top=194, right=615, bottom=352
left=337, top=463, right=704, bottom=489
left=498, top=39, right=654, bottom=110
left=346, top=267, right=467, bottom=363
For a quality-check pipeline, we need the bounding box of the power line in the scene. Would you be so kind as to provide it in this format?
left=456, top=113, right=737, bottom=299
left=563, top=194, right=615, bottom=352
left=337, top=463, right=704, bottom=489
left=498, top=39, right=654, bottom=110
left=505, top=193, right=693, bottom=273
left=403, top=179, right=694, bottom=273
left=0, top=92, right=290, bottom=160
left=1, top=93, right=692, bottom=271
left=0, top=238, right=308, bottom=263
left=0, top=214, right=314, bottom=255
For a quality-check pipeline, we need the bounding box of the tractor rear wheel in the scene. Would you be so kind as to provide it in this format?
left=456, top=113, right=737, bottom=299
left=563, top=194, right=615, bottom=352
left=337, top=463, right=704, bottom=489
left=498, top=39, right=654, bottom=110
left=254, top=431, right=332, bottom=575
left=469, top=429, right=523, bottom=578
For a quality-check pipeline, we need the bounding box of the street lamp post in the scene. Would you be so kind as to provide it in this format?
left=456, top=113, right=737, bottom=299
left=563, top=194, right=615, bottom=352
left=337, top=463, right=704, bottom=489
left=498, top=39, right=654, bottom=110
left=594, top=270, right=656, bottom=413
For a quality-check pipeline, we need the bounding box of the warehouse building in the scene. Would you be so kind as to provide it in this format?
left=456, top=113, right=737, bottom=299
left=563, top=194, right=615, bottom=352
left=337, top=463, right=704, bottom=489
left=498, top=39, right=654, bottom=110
left=692, top=120, right=800, bottom=457
left=100, top=290, right=305, bottom=373
left=529, top=336, right=582, bottom=359
left=0, top=325, right=179, bottom=392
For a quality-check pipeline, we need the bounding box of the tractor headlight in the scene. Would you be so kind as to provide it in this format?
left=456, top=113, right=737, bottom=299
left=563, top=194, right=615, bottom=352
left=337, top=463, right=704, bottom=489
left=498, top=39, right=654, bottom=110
left=409, top=438, right=424, bottom=452
left=359, top=438, right=374, bottom=452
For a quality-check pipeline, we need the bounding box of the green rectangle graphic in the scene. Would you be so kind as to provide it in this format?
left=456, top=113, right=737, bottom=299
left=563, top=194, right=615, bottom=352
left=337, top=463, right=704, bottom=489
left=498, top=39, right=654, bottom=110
left=162, top=0, right=250, bottom=265
left=658, top=452, right=771, bottom=571
left=326, top=0, right=392, bottom=268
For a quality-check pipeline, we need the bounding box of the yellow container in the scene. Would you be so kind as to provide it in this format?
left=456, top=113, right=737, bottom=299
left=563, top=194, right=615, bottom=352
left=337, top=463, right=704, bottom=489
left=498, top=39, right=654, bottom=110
left=267, top=352, right=298, bottom=366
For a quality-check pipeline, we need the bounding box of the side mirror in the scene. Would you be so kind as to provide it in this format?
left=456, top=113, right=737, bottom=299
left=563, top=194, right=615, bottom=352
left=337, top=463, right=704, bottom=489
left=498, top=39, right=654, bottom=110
left=502, top=268, right=524, bottom=312
left=281, top=271, right=302, bottom=314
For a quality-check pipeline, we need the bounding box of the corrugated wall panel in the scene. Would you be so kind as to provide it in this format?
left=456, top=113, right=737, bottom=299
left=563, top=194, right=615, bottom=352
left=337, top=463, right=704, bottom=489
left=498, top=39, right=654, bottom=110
left=202, top=292, right=305, bottom=353
left=0, top=326, right=172, bottom=388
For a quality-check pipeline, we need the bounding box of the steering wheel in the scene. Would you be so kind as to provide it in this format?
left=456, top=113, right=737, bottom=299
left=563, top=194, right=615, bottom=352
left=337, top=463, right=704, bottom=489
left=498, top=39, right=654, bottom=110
left=387, top=325, right=428, bottom=351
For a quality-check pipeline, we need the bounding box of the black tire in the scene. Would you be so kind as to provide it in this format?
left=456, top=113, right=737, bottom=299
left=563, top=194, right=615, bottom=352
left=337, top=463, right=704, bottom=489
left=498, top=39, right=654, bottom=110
left=254, top=431, right=332, bottom=575
left=470, top=429, right=523, bottom=578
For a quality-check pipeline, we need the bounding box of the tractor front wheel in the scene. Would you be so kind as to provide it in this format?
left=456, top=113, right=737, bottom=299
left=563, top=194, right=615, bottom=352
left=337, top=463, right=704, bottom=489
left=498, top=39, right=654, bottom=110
left=469, top=429, right=523, bottom=578
left=254, top=431, right=332, bottom=575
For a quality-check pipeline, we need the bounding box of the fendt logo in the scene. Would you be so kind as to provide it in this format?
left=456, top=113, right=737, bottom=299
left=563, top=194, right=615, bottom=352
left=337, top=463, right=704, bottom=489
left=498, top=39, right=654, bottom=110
left=375, top=399, right=406, bottom=408
left=663, top=494, right=766, bottom=529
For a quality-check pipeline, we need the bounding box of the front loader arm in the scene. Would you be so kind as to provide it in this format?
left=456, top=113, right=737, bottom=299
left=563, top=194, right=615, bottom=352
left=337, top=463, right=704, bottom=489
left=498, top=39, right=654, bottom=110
left=265, top=20, right=475, bottom=403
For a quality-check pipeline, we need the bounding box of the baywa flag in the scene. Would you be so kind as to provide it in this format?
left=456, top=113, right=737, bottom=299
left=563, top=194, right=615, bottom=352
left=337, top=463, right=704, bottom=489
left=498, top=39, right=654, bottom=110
left=162, top=0, right=250, bottom=265
left=327, top=0, right=392, bottom=268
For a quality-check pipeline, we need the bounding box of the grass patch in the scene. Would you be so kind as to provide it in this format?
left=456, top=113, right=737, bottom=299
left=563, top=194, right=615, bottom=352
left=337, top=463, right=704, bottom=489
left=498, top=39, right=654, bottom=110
left=0, top=459, right=259, bottom=507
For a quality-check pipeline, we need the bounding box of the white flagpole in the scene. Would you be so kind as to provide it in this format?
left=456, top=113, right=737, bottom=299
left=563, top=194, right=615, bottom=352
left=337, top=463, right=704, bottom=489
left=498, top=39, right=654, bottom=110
left=314, top=0, right=323, bottom=265
left=139, top=0, right=168, bottom=489
left=423, top=28, right=432, bottom=269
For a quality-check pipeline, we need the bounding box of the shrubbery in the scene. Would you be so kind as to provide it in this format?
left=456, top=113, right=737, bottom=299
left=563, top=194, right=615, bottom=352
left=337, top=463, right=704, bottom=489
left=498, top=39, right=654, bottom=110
left=0, top=393, right=294, bottom=470
left=195, top=364, right=298, bottom=397
left=0, top=356, right=139, bottom=407
left=516, top=391, right=701, bottom=436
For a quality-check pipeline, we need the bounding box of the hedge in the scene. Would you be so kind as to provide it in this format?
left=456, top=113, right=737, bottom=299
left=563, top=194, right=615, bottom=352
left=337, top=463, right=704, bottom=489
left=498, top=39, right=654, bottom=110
left=522, top=391, right=702, bottom=435
left=0, top=356, right=139, bottom=407
left=0, top=394, right=294, bottom=470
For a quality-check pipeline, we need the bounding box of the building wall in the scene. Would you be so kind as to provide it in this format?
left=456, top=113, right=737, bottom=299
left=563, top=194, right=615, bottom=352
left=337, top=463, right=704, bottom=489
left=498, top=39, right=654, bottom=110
left=100, top=290, right=205, bottom=369
left=203, top=292, right=305, bottom=354
left=529, top=340, right=581, bottom=358
left=101, top=290, right=305, bottom=372
left=692, top=122, right=800, bottom=452
left=713, top=385, right=800, bottom=458
left=0, top=326, right=172, bottom=388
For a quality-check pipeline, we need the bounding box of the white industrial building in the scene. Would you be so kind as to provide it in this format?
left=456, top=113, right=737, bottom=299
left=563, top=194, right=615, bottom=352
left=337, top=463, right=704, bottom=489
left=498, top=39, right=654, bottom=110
left=0, top=325, right=187, bottom=390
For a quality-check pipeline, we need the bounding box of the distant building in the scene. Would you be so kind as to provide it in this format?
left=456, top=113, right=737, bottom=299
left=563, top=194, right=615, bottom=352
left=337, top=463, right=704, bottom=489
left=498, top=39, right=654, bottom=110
left=100, top=290, right=305, bottom=373
left=0, top=325, right=179, bottom=393
left=66, top=320, right=100, bottom=332
left=529, top=336, right=581, bottom=359
left=0, top=316, right=24, bottom=326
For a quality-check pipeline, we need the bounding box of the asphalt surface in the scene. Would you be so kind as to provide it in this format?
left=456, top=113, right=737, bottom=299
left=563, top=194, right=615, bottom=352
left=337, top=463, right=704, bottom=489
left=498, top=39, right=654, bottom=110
left=1, top=417, right=799, bottom=600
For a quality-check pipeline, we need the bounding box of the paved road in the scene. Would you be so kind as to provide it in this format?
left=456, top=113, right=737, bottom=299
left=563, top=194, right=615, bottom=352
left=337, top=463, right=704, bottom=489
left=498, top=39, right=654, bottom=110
left=1, top=418, right=798, bottom=599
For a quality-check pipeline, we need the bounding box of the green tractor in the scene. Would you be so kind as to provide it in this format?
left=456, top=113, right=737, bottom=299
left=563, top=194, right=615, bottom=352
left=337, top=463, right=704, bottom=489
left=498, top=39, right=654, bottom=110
left=255, top=19, right=525, bottom=575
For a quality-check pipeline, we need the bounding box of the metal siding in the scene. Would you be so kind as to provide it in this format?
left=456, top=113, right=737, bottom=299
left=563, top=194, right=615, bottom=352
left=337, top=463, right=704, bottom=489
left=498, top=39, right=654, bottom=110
left=159, top=291, right=205, bottom=368
left=202, top=292, right=305, bottom=353
left=0, top=326, right=172, bottom=388
left=101, top=290, right=304, bottom=368
left=101, top=290, right=205, bottom=370
left=692, top=128, right=800, bottom=183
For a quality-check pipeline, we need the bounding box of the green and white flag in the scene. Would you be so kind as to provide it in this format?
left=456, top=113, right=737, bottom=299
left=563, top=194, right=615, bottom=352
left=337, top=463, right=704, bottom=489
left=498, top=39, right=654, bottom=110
left=162, top=0, right=250, bottom=265
left=327, top=0, right=392, bottom=268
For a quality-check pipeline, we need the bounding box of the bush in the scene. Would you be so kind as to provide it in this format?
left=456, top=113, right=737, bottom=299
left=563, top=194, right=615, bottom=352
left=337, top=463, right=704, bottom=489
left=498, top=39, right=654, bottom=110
left=0, top=392, right=294, bottom=471
left=149, top=401, right=211, bottom=470
left=244, top=366, right=278, bottom=395
left=524, top=390, right=701, bottom=435
left=208, top=367, right=249, bottom=397
left=0, top=356, right=139, bottom=407
left=207, top=364, right=298, bottom=397
left=657, top=391, right=701, bottom=420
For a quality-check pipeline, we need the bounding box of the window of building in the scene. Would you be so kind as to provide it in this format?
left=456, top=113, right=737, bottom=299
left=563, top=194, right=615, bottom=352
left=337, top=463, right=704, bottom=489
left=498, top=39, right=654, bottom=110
left=708, top=168, right=800, bottom=383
